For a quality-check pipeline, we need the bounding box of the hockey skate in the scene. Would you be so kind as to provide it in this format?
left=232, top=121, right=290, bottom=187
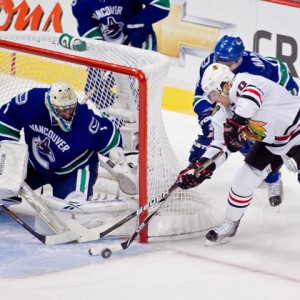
left=205, top=219, right=240, bottom=245
left=0, top=195, right=22, bottom=206
left=268, top=178, right=283, bottom=207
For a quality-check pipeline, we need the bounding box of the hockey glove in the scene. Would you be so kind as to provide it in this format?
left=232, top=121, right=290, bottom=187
left=126, top=19, right=147, bottom=48
left=189, top=135, right=212, bottom=163
left=177, top=157, right=215, bottom=190
left=197, top=107, right=214, bottom=138
left=224, top=115, right=248, bottom=153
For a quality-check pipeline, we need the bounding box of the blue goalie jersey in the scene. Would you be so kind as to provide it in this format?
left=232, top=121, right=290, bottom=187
left=0, top=88, right=122, bottom=176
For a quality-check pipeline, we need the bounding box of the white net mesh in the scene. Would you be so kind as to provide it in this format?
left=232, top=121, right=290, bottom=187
left=0, top=31, right=220, bottom=240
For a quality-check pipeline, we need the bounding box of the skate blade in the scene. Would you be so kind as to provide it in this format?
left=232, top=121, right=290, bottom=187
left=270, top=201, right=282, bottom=212
left=204, top=236, right=233, bottom=246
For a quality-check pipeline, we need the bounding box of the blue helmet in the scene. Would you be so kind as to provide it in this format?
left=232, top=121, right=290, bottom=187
left=214, top=35, right=245, bottom=62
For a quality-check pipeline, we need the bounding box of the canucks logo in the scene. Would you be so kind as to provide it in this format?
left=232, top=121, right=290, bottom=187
left=101, top=17, right=124, bottom=43
left=32, top=136, right=55, bottom=169
left=89, top=117, right=100, bottom=134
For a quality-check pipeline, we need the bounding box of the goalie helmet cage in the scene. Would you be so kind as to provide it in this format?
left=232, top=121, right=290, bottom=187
left=0, top=31, right=220, bottom=243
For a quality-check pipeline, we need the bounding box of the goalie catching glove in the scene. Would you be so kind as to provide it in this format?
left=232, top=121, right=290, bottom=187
left=177, top=157, right=215, bottom=190
left=224, top=114, right=248, bottom=153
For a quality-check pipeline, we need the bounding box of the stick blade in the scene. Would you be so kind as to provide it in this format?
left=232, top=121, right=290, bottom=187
left=66, top=219, right=99, bottom=241
left=45, top=230, right=80, bottom=245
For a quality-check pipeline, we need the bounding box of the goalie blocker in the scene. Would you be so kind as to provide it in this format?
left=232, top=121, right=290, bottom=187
left=99, top=147, right=138, bottom=195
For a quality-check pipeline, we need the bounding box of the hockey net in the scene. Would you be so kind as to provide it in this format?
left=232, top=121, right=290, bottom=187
left=0, top=31, right=220, bottom=242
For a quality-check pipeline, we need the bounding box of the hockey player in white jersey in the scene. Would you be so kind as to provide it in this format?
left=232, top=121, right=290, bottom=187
left=177, top=63, right=300, bottom=245
left=0, top=82, right=129, bottom=203
left=190, top=35, right=299, bottom=207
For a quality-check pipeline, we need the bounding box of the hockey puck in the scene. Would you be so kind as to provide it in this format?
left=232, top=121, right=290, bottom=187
left=101, top=248, right=112, bottom=259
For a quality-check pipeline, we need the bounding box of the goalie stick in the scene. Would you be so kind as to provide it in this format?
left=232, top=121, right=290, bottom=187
left=83, top=147, right=227, bottom=256
left=0, top=203, right=80, bottom=244
left=21, top=182, right=71, bottom=234
left=0, top=141, right=74, bottom=241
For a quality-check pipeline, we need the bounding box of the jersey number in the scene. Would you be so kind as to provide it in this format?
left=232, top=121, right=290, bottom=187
left=236, top=81, right=247, bottom=97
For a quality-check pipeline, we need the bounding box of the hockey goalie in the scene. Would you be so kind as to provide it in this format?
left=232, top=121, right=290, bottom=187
left=0, top=82, right=138, bottom=239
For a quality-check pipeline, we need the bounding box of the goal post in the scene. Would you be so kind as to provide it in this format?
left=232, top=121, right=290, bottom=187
left=0, top=31, right=220, bottom=243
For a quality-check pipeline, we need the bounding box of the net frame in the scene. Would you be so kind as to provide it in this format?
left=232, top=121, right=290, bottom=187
left=0, top=36, right=151, bottom=243
left=0, top=31, right=220, bottom=243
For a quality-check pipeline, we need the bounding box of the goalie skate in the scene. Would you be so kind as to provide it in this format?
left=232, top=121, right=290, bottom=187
left=0, top=195, right=22, bottom=206
left=205, top=219, right=240, bottom=245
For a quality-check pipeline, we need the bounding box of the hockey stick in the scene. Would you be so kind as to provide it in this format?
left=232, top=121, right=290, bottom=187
left=66, top=182, right=178, bottom=241
left=21, top=182, right=70, bottom=234
left=0, top=203, right=80, bottom=244
left=88, top=198, right=167, bottom=257
left=88, top=147, right=227, bottom=257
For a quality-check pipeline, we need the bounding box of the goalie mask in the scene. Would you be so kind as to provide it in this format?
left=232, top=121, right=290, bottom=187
left=201, top=63, right=235, bottom=95
left=45, top=82, right=78, bottom=132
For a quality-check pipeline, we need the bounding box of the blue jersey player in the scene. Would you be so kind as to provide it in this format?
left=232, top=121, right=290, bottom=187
left=189, top=35, right=299, bottom=207
left=0, top=82, right=123, bottom=201
left=71, top=0, right=170, bottom=51
left=71, top=0, right=170, bottom=109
